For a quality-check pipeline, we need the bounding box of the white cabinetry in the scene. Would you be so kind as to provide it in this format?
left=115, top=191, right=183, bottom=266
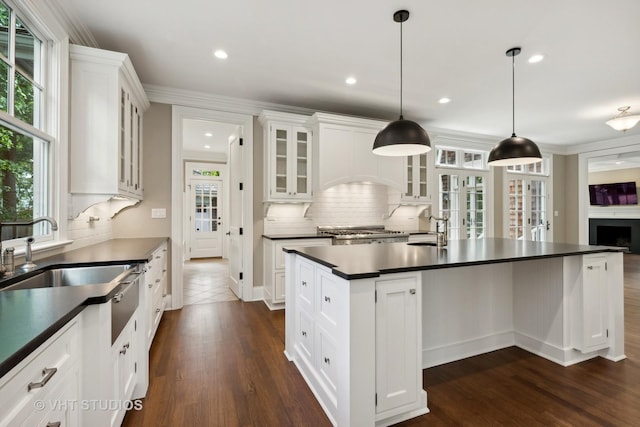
left=572, top=255, right=610, bottom=353
left=309, top=112, right=404, bottom=192
left=375, top=277, right=420, bottom=414
left=69, top=45, right=150, bottom=216
left=110, top=315, right=137, bottom=427
left=262, top=237, right=331, bottom=309
left=144, top=242, right=168, bottom=347
left=0, top=316, right=80, bottom=427
left=259, top=111, right=312, bottom=202
left=402, top=152, right=431, bottom=202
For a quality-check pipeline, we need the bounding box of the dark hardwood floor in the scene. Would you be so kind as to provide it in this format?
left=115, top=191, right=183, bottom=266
left=123, top=254, right=640, bottom=426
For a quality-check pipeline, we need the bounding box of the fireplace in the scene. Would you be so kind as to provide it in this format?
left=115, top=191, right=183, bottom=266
left=589, top=218, right=640, bottom=254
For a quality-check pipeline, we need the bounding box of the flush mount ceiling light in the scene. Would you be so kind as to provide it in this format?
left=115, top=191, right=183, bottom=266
left=438, top=97, right=451, bottom=104
left=372, top=10, right=431, bottom=157
left=488, top=47, right=542, bottom=167
left=213, top=49, right=228, bottom=59
left=606, top=106, right=640, bottom=132
left=345, top=76, right=357, bottom=85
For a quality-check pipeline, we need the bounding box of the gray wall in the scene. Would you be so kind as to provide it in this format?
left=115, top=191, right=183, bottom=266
left=112, top=102, right=172, bottom=238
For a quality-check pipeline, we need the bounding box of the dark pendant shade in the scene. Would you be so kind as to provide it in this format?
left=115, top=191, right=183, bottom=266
left=373, top=117, right=432, bottom=156
left=487, top=134, right=542, bottom=166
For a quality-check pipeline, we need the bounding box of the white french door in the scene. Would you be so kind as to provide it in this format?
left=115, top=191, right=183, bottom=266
left=189, top=179, right=223, bottom=258
left=506, top=176, right=550, bottom=241
left=438, top=171, right=489, bottom=240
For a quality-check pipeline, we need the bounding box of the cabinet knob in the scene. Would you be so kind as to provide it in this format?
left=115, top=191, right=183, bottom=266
left=324, top=357, right=330, bottom=365
left=301, top=281, right=307, bottom=287
left=156, top=308, right=161, bottom=313
left=148, top=283, right=153, bottom=288
left=302, top=331, right=307, bottom=337
left=410, top=288, right=416, bottom=294
left=324, top=296, right=331, bottom=303
left=156, top=279, right=161, bottom=283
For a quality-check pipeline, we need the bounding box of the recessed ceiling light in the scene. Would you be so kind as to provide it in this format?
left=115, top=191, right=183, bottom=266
left=213, top=50, right=228, bottom=59
left=438, top=97, right=451, bottom=104
left=204, top=132, right=213, bottom=137
left=204, top=145, right=211, bottom=149
left=345, top=76, right=357, bottom=85
left=615, top=161, right=623, bottom=165
left=528, top=54, right=544, bottom=63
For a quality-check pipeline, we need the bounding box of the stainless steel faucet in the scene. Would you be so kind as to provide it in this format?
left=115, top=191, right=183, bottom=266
left=0, top=216, right=58, bottom=272
left=429, top=215, right=449, bottom=247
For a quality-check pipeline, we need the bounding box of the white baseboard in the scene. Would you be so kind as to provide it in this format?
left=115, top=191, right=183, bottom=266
left=514, top=332, right=600, bottom=366
left=422, top=331, right=514, bottom=369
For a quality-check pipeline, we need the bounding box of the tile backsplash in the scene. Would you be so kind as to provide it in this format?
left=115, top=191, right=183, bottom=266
left=263, top=183, right=430, bottom=234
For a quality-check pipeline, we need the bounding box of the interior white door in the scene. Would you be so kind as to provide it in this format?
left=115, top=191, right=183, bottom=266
left=228, top=135, right=243, bottom=299
left=189, top=178, right=223, bottom=258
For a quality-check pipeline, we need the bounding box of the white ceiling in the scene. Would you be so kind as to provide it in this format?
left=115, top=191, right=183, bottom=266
left=182, top=119, right=236, bottom=155
left=53, top=0, right=640, bottom=147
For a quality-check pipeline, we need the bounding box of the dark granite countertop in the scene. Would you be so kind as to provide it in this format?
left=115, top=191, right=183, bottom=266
left=0, top=237, right=168, bottom=378
left=285, top=238, right=622, bottom=280
left=262, top=234, right=331, bottom=240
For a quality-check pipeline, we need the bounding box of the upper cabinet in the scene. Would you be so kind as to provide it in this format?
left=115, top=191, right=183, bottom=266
left=402, top=152, right=432, bottom=202
left=259, top=111, right=312, bottom=202
left=69, top=45, right=150, bottom=215
left=309, top=113, right=404, bottom=192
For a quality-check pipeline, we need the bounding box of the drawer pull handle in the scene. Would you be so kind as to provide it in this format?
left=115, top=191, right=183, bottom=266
left=47, top=422, right=61, bottom=427
left=156, top=308, right=161, bottom=313
left=163, top=248, right=167, bottom=252
left=28, top=367, right=57, bottom=391
left=302, top=331, right=307, bottom=337
left=156, top=255, right=161, bottom=259
left=113, top=292, right=123, bottom=303
left=301, top=281, right=307, bottom=287
left=410, top=288, right=416, bottom=295
left=120, top=347, right=127, bottom=355
left=148, top=283, right=153, bottom=288
left=324, top=357, right=330, bottom=365
left=156, top=279, right=161, bottom=283
left=587, top=266, right=594, bottom=270
left=324, top=296, right=331, bottom=303
left=162, top=269, right=167, bottom=273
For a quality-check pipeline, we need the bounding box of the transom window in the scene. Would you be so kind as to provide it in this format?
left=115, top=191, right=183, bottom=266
left=436, top=147, right=487, bottom=170
left=0, top=1, right=51, bottom=242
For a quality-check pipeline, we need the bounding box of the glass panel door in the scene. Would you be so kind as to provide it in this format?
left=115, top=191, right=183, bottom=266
left=508, top=178, right=526, bottom=239
left=529, top=179, right=547, bottom=241
left=295, top=130, right=308, bottom=194
left=194, top=183, right=218, bottom=233
left=274, top=128, right=288, bottom=195
left=439, top=173, right=460, bottom=240
left=405, top=155, right=413, bottom=197
left=465, top=175, right=485, bottom=239
left=418, top=153, right=427, bottom=197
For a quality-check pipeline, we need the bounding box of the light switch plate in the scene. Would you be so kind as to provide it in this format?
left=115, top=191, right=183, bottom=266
left=151, top=208, right=166, bottom=219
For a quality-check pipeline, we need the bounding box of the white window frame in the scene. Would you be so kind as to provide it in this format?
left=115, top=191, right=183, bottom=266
left=434, top=145, right=493, bottom=240
left=502, top=155, right=554, bottom=242
left=0, top=0, right=66, bottom=250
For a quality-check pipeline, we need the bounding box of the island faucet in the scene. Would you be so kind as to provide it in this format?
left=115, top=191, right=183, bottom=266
left=429, top=215, right=449, bottom=247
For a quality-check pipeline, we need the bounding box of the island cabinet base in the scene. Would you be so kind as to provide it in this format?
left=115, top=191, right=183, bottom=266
left=285, top=253, right=429, bottom=426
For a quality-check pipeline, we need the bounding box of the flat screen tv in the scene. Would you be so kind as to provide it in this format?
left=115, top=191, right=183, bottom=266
left=589, top=182, right=638, bottom=206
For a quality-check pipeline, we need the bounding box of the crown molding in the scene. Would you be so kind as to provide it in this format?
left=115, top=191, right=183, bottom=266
left=144, top=84, right=316, bottom=117
left=564, top=133, right=640, bottom=155
left=45, top=0, right=99, bottom=47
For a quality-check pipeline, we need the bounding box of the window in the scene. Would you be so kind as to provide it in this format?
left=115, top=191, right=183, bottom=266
left=435, top=146, right=491, bottom=240
left=0, top=1, right=51, bottom=242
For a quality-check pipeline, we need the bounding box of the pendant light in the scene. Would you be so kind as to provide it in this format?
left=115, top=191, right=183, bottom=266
left=372, top=10, right=431, bottom=157
left=605, top=106, right=640, bottom=132
left=488, top=47, right=542, bottom=166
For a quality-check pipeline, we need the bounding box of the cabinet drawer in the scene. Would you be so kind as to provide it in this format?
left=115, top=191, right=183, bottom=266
left=297, top=259, right=315, bottom=311
left=316, top=326, right=338, bottom=401
left=297, top=310, right=314, bottom=364
left=317, top=269, right=340, bottom=331
left=0, top=318, right=79, bottom=426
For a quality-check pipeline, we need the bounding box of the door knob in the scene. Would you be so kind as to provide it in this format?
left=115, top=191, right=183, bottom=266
left=225, top=231, right=231, bottom=236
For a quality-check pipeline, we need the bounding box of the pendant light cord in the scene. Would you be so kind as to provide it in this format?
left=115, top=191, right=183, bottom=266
left=399, top=18, right=404, bottom=120
left=511, top=52, right=516, bottom=137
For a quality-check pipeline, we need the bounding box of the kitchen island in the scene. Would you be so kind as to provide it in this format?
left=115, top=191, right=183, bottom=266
left=284, top=238, right=624, bottom=426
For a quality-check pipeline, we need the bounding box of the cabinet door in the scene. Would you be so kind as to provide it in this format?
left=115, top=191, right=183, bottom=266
left=269, top=125, right=290, bottom=199
left=375, top=277, right=419, bottom=413
left=580, top=256, right=609, bottom=352
left=118, top=86, right=129, bottom=192
left=291, top=127, right=311, bottom=199
left=403, top=153, right=429, bottom=202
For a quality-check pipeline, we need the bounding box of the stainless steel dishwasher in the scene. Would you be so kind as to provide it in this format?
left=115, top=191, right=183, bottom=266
left=111, top=267, right=142, bottom=344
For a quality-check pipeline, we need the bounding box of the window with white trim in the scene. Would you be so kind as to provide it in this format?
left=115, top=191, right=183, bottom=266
left=504, top=157, right=552, bottom=241
left=435, top=146, right=491, bottom=240
left=0, top=0, right=53, bottom=242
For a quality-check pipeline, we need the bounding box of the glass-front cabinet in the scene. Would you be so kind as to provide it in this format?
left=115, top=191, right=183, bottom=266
left=402, top=152, right=430, bottom=202
left=260, top=111, right=313, bottom=202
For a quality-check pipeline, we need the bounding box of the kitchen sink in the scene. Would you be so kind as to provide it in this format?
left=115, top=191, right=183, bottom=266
left=1, top=265, right=132, bottom=291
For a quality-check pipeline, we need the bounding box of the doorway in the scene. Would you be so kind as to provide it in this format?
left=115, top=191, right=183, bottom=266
left=170, top=106, right=254, bottom=309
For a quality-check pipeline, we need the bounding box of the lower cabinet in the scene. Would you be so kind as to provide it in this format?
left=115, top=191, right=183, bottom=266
left=263, top=237, right=331, bottom=309
left=375, top=277, right=420, bottom=414
left=0, top=316, right=80, bottom=427
left=144, top=242, right=168, bottom=348
left=288, top=254, right=425, bottom=426
left=572, top=254, right=610, bottom=353
left=110, top=314, right=138, bottom=427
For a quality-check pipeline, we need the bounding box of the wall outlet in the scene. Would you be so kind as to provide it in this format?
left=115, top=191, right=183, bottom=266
left=151, top=208, right=167, bottom=219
